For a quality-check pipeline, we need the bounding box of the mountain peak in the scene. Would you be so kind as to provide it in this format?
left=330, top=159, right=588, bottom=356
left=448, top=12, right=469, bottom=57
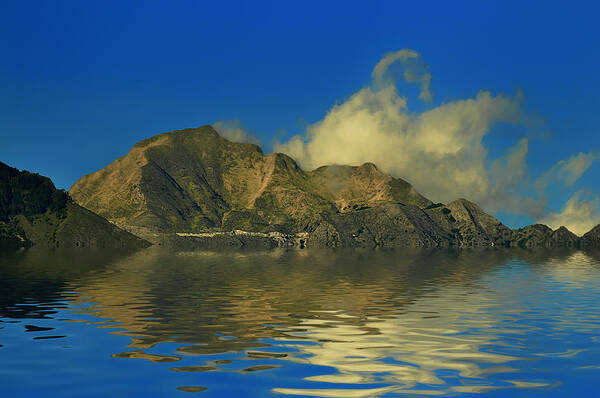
left=547, top=225, right=579, bottom=247
left=554, top=226, right=575, bottom=234
left=582, top=224, right=600, bottom=247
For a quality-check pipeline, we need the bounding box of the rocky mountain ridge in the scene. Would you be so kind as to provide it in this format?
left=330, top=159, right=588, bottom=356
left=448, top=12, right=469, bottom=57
left=67, top=125, right=600, bottom=250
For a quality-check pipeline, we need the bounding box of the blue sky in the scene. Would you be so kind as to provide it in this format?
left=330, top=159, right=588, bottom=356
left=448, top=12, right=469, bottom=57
left=1, top=1, right=599, bottom=232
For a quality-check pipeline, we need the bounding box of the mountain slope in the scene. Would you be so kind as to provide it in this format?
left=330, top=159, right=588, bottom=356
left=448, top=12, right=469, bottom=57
left=0, top=161, right=150, bottom=249
left=509, top=224, right=580, bottom=248
left=582, top=225, right=600, bottom=248
left=443, top=199, right=513, bottom=247
left=307, top=163, right=432, bottom=211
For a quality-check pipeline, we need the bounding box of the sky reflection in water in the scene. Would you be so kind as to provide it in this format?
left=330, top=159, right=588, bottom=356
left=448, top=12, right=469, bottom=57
left=1, top=248, right=600, bottom=397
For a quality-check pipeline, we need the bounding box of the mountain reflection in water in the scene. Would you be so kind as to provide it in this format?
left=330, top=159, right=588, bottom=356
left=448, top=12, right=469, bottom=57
left=1, top=247, right=600, bottom=397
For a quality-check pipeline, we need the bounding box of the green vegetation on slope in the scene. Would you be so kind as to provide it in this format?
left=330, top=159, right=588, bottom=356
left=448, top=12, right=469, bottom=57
left=0, top=162, right=150, bottom=250
left=0, top=161, right=68, bottom=221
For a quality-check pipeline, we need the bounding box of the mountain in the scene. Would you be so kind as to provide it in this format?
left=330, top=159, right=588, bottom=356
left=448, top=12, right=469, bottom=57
left=508, top=224, right=580, bottom=248
left=442, top=199, right=513, bottom=247
left=582, top=225, right=600, bottom=248
left=0, top=161, right=150, bottom=250
left=69, top=125, right=599, bottom=249
left=70, top=126, right=434, bottom=242
left=307, top=163, right=432, bottom=211
left=546, top=226, right=581, bottom=248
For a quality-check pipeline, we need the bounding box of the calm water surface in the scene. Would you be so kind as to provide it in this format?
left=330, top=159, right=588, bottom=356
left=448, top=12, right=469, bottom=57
left=1, top=247, right=600, bottom=397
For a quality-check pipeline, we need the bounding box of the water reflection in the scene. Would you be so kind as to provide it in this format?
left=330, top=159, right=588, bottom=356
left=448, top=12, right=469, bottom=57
left=1, top=247, right=600, bottom=397
left=66, top=249, right=511, bottom=353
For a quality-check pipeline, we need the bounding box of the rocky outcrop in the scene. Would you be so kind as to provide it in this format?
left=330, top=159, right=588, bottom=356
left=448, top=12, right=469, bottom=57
left=0, top=161, right=150, bottom=250
left=159, top=231, right=308, bottom=250
left=304, top=203, right=453, bottom=248
left=442, top=199, right=513, bottom=247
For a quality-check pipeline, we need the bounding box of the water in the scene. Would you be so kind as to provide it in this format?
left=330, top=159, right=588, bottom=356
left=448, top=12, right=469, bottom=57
left=1, top=247, right=600, bottom=397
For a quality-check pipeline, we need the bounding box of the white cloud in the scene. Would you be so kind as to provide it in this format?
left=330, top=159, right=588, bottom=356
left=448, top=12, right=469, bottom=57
left=486, top=138, right=545, bottom=218
left=274, top=49, right=543, bottom=217
left=371, top=49, right=433, bottom=102
left=535, top=152, right=598, bottom=189
left=538, top=192, right=600, bottom=236
left=213, top=120, right=260, bottom=145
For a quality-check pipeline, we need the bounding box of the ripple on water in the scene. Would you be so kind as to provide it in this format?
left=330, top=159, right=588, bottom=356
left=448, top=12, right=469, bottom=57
left=1, top=248, right=600, bottom=396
